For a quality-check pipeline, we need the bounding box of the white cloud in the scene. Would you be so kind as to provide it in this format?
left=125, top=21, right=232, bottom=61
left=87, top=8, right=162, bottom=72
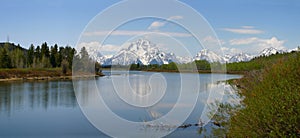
left=221, top=47, right=242, bottom=54
left=148, top=15, right=183, bottom=30
left=78, top=41, right=120, bottom=52
left=229, top=37, right=285, bottom=48
left=241, top=26, right=254, bottom=29
left=168, top=15, right=183, bottom=20
left=229, top=37, right=259, bottom=45
left=100, top=44, right=120, bottom=52
left=78, top=41, right=99, bottom=49
left=257, top=37, right=285, bottom=50
left=228, top=37, right=286, bottom=53
left=148, top=21, right=165, bottom=30
left=222, top=26, right=264, bottom=34
left=83, top=30, right=192, bottom=37
left=202, top=36, right=225, bottom=45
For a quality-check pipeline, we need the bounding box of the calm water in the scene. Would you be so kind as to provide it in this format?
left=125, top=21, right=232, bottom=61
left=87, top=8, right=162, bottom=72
left=0, top=71, right=241, bottom=137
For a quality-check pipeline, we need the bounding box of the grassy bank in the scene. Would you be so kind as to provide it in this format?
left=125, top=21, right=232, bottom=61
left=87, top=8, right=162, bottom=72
left=0, top=68, right=105, bottom=82
left=0, top=68, right=69, bottom=78
left=0, top=68, right=72, bottom=81
left=211, top=51, right=300, bottom=137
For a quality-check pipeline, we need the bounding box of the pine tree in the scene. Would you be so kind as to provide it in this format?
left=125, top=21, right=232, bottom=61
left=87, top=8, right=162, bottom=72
left=0, top=48, right=12, bottom=68
left=27, top=44, right=35, bottom=67
left=50, top=44, right=58, bottom=67
left=35, top=46, right=41, bottom=60
left=41, top=42, right=50, bottom=58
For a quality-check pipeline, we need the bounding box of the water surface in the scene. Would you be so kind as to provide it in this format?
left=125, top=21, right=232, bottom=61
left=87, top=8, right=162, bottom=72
left=0, top=71, right=241, bottom=137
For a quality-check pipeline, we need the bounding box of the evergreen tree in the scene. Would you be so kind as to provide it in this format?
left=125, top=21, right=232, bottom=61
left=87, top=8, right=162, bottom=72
left=74, top=47, right=90, bottom=71
left=40, top=42, right=50, bottom=68
left=50, top=44, right=58, bottom=67
left=57, top=47, right=64, bottom=67
left=41, top=42, right=50, bottom=58
left=34, top=46, right=41, bottom=68
left=0, top=48, right=12, bottom=68
left=27, top=44, right=35, bottom=67
left=35, top=46, right=41, bottom=60
left=65, top=46, right=76, bottom=69
left=11, top=49, right=25, bottom=68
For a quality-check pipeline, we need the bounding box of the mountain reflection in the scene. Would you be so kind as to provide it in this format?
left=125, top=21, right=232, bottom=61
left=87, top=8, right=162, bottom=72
left=0, top=81, right=77, bottom=115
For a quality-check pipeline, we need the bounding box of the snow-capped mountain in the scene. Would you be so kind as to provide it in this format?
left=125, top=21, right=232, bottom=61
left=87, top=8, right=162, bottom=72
left=176, top=56, right=193, bottom=64
left=193, top=49, right=224, bottom=63
left=84, top=45, right=109, bottom=65
left=259, top=47, right=286, bottom=57
left=193, top=50, right=253, bottom=63
left=228, top=53, right=253, bottom=63
left=84, top=39, right=298, bottom=65
left=288, top=47, right=300, bottom=52
left=103, top=39, right=178, bottom=65
left=223, top=54, right=232, bottom=63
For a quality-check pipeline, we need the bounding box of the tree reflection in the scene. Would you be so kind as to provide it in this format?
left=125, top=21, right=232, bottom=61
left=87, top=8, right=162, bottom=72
left=0, top=81, right=77, bottom=116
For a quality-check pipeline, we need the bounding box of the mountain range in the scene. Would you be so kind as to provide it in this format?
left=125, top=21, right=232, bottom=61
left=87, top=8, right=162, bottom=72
left=87, top=39, right=296, bottom=65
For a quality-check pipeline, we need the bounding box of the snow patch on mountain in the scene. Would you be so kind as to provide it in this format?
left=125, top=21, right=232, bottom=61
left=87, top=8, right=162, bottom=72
left=259, top=47, right=286, bottom=57
left=84, top=39, right=298, bottom=65
left=102, top=39, right=179, bottom=65
left=228, top=53, right=253, bottom=63
left=193, top=49, right=224, bottom=63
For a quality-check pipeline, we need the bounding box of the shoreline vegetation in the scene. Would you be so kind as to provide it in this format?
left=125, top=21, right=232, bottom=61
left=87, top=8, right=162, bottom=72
left=0, top=68, right=105, bottom=82
left=209, top=50, right=300, bottom=137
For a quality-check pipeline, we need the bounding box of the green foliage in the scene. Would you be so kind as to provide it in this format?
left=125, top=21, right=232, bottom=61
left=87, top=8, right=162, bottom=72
left=73, top=46, right=98, bottom=74
left=226, top=53, right=291, bottom=72
left=194, top=60, right=211, bottom=70
left=0, top=48, right=12, bottom=68
left=58, top=46, right=76, bottom=69
left=0, top=43, right=102, bottom=77
left=61, top=59, right=69, bottom=75
left=95, top=62, right=102, bottom=74
left=129, top=60, right=211, bottom=72
left=213, top=51, right=300, bottom=137
left=41, top=42, right=50, bottom=58
left=0, top=42, right=76, bottom=70
left=50, top=44, right=59, bottom=68
left=27, top=44, right=35, bottom=67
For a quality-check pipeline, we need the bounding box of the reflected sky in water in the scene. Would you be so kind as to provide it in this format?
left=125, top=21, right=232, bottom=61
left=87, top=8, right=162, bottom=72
left=0, top=72, right=241, bottom=137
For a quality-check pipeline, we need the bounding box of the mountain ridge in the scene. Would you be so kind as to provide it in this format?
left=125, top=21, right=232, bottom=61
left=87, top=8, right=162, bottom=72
left=82, top=39, right=297, bottom=65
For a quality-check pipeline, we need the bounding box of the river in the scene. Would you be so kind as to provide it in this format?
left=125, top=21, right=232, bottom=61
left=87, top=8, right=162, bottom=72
left=0, top=71, right=241, bottom=137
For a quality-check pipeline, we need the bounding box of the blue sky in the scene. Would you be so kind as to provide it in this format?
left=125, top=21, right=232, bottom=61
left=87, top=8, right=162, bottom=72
left=1, top=0, right=299, bottom=56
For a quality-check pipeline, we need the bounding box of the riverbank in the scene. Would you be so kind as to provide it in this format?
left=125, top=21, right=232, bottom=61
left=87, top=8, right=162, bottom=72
left=105, top=68, right=246, bottom=75
left=143, top=69, right=246, bottom=74
left=0, top=68, right=105, bottom=82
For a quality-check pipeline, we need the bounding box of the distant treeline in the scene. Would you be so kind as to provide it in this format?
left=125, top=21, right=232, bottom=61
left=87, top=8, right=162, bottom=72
left=0, top=42, right=100, bottom=75
left=128, top=60, right=220, bottom=72
left=0, top=42, right=75, bottom=69
left=128, top=50, right=300, bottom=74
